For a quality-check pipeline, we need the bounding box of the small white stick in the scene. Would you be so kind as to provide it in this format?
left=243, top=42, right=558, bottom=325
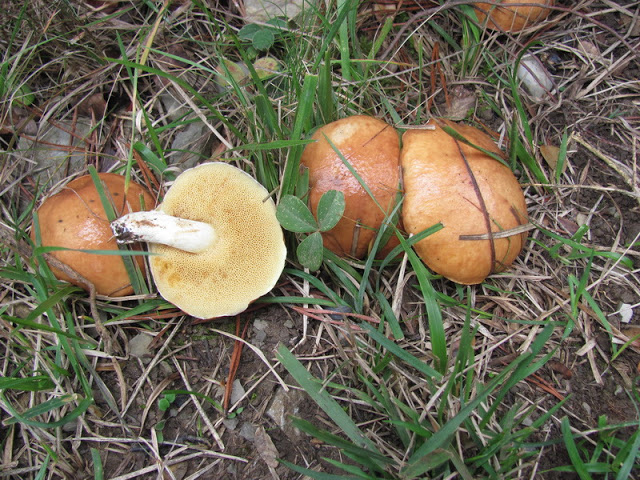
left=111, top=211, right=216, bottom=253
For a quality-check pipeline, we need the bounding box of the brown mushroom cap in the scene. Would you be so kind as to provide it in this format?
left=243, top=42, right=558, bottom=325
left=300, top=115, right=401, bottom=259
left=401, top=119, right=528, bottom=284
left=32, top=173, right=155, bottom=296
left=147, top=162, right=287, bottom=319
left=474, top=0, right=554, bottom=32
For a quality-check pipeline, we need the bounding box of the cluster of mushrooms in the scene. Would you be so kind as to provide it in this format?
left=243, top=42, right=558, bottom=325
left=302, top=116, right=528, bottom=285
left=33, top=115, right=527, bottom=320
left=32, top=0, right=551, bottom=319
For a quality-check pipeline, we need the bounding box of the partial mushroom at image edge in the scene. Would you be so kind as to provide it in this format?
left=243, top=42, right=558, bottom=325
left=473, top=0, right=554, bottom=32
left=111, top=162, right=287, bottom=319
left=31, top=173, right=156, bottom=297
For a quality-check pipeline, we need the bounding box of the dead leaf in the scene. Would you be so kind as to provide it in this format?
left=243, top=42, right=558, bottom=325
left=0, top=107, right=37, bottom=136
left=540, top=144, right=567, bottom=174
left=253, top=425, right=280, bottom=469
left=621, top=326, right=640, bottom=348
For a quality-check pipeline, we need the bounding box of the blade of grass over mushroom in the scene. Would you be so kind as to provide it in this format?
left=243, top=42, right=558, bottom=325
left=356, top=201, right=404, bottom=318
left=88, top=167, right=148, bottom=295
left=276, top=344, right=382, bottom=455
left=323, top=135, right=385, bottom=213
left=438, top=123, right=509, bottom=167
left=378, top=222, right=444, bottom=272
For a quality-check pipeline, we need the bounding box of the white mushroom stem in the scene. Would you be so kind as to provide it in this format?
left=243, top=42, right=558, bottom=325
left=111, top=211, right=217, bottom=254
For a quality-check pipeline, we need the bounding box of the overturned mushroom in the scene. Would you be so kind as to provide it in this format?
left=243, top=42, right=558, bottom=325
left=401, top=119, right=528, bottom=284
left=111, top=162, right=287, bottom=319
left=300, top=115, right=401, bottom=259
left=32, top=173, right=155, bottom=297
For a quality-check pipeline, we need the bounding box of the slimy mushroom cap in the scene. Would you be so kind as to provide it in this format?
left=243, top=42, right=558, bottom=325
left=401, top=119, right=528, bottom=284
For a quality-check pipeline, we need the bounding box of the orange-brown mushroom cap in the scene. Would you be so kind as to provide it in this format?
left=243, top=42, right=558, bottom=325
left=300, top=115, right=401, bottom=259
left=146, top=162, right=287, bottom=319
left=474, top=0, right=554, bottom=32
left=32, top=173, right=155, bottom=296
left=401, top=119, right=528, bottom=284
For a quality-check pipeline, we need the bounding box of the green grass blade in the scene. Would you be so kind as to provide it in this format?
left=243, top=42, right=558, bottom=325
left=276, top=345, right=381, bottom=454
left=278, top=459, right=359, bottom=480
left=359, top=322, right=441, bottom=379
left=2, top=393, right=92, bottom=428
left=0, top=376, right=54, bottom=392
left=401, top=357, right=525, bottom=478
left=561, top=416, right=594, bottom=480
left=91, top=448, right=104, bottom=480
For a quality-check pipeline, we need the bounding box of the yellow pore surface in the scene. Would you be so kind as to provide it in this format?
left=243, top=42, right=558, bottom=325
left=149, top=162, right=286, bottom=319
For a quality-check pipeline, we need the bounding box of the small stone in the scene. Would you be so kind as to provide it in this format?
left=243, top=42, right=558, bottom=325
left=266, top=385, right=306, bottom=440
left=254, top=329, right=267, bottom=344
left=239, top=422, right=257, bottom=441
left=223, top=417, right=239, bottom=430
left=129, top=333, right=154, bottom=360
left=254, top=319, right=269, bottom=331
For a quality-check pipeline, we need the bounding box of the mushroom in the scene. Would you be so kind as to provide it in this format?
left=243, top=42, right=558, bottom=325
left=474, top=0, right=554, bottom=32
left=300, top=115, right=401, bottom=259
left=111, top=162, right=287, bottom=319
left=400, top=119, right=528, bottom=284
left=32, top=173, right=155, bottom=297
